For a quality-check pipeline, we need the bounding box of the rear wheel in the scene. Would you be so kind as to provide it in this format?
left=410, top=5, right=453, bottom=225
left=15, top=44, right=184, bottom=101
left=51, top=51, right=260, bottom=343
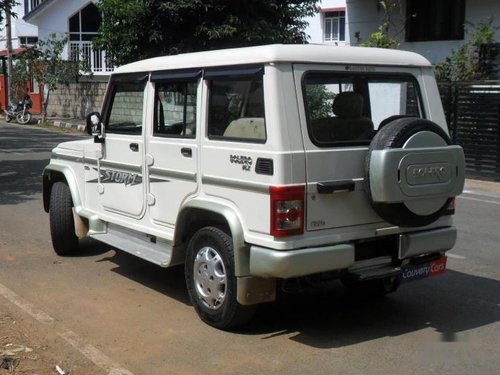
left=49, top=182, right=79, bottom=255
left=5, top=114, right=12, bottom=122
left=185, top=226, right=257, bottom=329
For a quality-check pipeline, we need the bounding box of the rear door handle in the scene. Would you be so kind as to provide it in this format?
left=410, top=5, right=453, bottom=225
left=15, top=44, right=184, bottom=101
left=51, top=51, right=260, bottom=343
left=181, top=147, right=192, bottom=158
left=317, top=180, right=355, bottom=194
left=129, top=143, right=139, bottom=152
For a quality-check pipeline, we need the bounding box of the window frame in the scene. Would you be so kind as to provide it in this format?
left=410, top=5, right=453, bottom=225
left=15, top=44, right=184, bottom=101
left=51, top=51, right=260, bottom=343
left=102, top=73, right=148, bottom=136
left=302, top=71, right=425, bottom=148
left=68, top=2, right=101, bottom=42
left=323, top=10, right=346, bottom=42
left=152, top=72, right=200, bottom=139
left=205, top=65, right=267, bottom=144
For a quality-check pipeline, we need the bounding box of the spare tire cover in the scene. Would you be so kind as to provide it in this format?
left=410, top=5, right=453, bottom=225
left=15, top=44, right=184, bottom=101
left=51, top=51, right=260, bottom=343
left=365, top=117, right=454, bottom=227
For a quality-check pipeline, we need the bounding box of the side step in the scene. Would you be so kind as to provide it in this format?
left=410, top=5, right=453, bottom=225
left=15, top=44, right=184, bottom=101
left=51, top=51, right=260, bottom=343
left=90, top=224, right=173, bottom=267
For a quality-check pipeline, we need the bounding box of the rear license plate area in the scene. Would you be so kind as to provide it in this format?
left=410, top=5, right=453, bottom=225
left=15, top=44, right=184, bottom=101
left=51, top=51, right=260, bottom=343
left=401, top=256, right=447, bottom=283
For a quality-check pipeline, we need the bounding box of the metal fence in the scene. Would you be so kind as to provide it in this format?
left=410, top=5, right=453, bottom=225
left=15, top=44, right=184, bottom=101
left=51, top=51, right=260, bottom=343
left=438, top=81, right=500, bottom=181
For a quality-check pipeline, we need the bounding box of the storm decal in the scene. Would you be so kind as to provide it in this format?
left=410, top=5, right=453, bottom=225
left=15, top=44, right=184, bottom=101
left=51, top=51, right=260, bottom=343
left=86, top=168, right=142, bottom=186
left=86, top=167, right=167, bottom=185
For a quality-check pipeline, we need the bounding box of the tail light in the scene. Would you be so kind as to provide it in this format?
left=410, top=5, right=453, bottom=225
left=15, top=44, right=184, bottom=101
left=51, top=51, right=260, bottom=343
left=270, top=185, right=305, bottom=237
left=443, top=197, right=456, bottom=216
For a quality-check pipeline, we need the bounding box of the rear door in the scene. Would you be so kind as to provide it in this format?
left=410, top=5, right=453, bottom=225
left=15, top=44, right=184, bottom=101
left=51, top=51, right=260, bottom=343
left=293, top=64, right=424, bottom=231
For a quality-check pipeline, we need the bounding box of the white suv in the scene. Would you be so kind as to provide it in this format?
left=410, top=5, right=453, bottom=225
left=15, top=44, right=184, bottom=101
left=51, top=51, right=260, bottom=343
left=43, top=44, right=465, bottom=329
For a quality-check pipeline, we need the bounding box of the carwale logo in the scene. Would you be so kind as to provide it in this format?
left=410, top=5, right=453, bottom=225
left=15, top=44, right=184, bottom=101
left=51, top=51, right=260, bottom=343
left=401, top=257, right=447, bottom=283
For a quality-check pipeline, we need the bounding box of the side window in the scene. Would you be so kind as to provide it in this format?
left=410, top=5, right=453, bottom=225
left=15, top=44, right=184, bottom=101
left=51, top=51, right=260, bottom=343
left=106, top=81, right=145, bottom=135
left=304, top=73, right=422, bottom=146
left=207, top=76, right=266, bottom=142
left=154, top=81, right=197, bottom=138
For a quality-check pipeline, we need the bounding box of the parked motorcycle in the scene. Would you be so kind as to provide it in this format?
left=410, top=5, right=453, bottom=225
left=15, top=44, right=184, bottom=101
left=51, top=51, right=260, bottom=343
left=5, top=95, right=33, bottom=124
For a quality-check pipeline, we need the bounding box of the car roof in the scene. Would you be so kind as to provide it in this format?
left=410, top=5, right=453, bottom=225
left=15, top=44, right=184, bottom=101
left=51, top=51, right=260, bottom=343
left=113, top=44, right=432, bottom=74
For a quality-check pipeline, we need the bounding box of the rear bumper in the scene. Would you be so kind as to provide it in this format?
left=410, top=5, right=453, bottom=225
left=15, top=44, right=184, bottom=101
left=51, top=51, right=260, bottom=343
left=249, top=226, right=457, bottom=279
left=398, top=226, right=457, bottom=259
left=249, top=244, right=355, bottom=278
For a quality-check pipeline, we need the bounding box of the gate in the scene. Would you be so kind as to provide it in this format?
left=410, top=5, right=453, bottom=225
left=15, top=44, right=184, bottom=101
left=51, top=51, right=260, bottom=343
left=439, top=81, right=500, bottom=181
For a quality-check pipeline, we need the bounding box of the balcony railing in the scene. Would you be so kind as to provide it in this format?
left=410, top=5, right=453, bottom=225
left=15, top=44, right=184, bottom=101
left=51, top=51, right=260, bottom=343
left=69, top=42, right=114, bottom=75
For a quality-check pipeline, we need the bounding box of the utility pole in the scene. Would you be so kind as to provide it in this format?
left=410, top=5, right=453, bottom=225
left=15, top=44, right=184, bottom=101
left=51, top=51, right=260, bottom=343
left=5, top=0, right=13, bottom=104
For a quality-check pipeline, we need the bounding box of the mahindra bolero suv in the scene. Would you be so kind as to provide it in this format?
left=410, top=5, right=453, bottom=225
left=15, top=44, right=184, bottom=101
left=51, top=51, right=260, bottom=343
left=43, top=44, right=465, bottom=329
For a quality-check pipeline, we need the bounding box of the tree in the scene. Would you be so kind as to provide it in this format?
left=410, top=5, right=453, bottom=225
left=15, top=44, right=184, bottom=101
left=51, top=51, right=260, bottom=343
left=435, top=18, right=500, bottom=81
left=305, top=84, right=334, bottom=120
left=12, top=33, right=92, bottom=121
left=356, top=0, right=401, bottom=48
left=0, top=0, right=17, bottom=23
left=95, top=0, right=319, bottom=65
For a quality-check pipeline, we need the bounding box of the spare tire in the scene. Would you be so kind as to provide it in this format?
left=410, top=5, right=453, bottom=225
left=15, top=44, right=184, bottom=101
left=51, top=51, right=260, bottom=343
left=365, top=117, right=464, bottom=227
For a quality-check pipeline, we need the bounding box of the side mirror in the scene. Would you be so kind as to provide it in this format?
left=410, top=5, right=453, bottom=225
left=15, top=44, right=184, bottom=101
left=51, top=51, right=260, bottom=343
left=86, top=112, right=104, bottom=143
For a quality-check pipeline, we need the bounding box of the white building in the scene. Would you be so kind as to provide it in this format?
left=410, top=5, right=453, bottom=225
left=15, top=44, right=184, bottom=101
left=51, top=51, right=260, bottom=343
left=22, top=0, right=111, bottom=74
left=0, top=1, right=39, bottom=50
left=305, top=0, right=500, bottom=68
left=345, top=0, right=500, bottom=65
left=305, top=0, right=349, bottom=45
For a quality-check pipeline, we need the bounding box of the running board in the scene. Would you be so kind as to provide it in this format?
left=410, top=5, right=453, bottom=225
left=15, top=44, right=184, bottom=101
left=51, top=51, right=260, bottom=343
left=90, top=224, right=173, bottom=267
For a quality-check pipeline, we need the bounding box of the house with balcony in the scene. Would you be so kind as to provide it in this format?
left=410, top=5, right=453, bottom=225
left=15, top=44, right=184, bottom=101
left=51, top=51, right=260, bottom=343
left=16, top=0, right=112, bottom=117
left=23, top=0, right=112, bottom=75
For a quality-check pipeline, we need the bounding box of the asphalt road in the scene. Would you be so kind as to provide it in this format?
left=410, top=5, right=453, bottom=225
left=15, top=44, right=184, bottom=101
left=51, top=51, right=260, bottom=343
left=1, top=123, right=499, bottom=375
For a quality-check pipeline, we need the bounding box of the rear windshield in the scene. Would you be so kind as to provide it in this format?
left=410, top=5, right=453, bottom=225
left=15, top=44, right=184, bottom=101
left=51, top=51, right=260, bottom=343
left=303, top=72, right=423, bottom=147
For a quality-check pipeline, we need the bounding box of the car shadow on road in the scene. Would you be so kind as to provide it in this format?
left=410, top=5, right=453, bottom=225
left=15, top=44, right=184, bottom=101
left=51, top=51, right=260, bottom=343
left=78, top=245, right=500, bottom=349
left=95, top=248, right=191, bottom=306
left=240, top=270, right=500, bottom=348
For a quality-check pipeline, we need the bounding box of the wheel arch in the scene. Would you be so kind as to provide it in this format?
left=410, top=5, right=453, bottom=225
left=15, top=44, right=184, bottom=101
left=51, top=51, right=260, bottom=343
left=43, top=165, right=83, bottom=213
left=175, top=199, right=249, bottom=276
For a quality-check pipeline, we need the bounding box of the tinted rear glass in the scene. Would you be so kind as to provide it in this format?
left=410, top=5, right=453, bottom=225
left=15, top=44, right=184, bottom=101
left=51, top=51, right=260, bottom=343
left=303, top=73, right=422, bottom=147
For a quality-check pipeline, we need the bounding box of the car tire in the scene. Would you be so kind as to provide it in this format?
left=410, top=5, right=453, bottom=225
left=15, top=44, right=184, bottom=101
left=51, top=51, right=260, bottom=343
left=365, top=117, right=453, bottom=227
left=185, top=226, right=257, bottom=330
left=49, top=182, right=79, bottom=256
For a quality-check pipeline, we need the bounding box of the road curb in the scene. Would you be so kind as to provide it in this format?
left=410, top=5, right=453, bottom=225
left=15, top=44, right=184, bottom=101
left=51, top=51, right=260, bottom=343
left=464, top=179, right=500, bottom=199
left=48, top=119, right=86, bottom=132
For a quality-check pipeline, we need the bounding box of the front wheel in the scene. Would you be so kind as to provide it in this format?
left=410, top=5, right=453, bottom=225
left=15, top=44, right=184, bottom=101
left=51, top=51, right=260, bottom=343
left=185, top=226, right=257, bottom=329
left=49, top=182, right=79, bottom=255
left=16, top=112, right=32, bottom=124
